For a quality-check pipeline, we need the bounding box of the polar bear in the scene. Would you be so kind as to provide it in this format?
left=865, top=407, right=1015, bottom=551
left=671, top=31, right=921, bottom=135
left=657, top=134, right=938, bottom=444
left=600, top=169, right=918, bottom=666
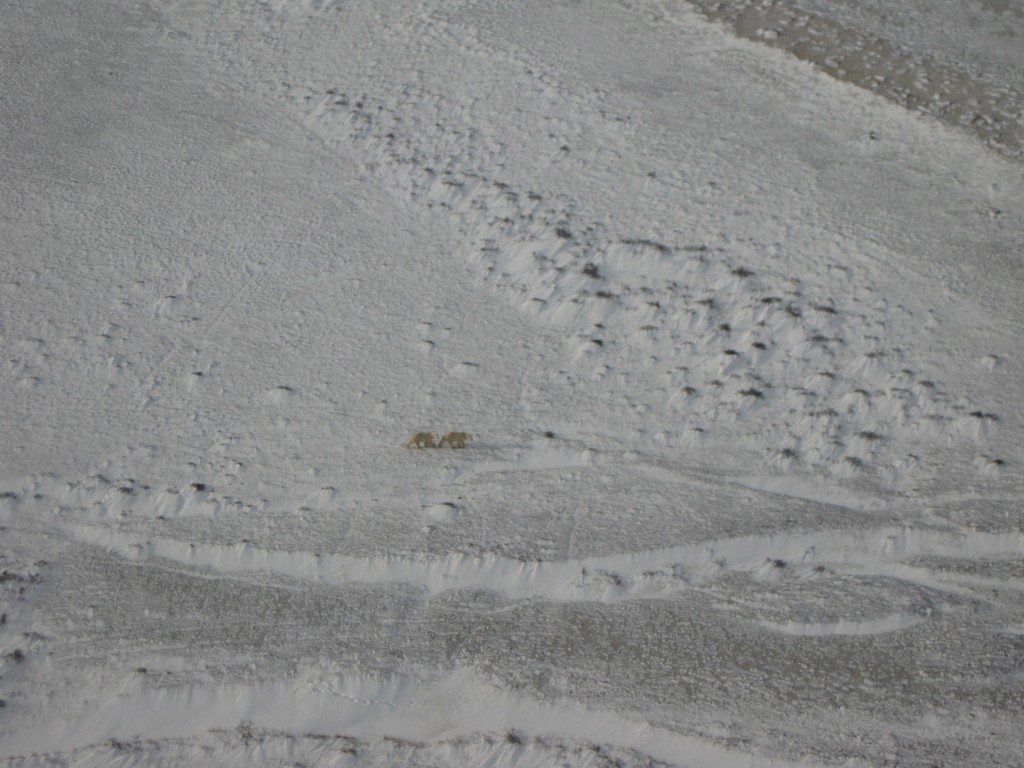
left=439, top=431, right=473, bottom=449
left=406, top=431, right=439, bottom=449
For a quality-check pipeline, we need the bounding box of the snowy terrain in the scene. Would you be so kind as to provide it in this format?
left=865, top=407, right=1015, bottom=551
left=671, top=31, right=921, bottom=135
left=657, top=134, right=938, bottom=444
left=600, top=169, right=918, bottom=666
left=2, top=0, right=1023, bottom=765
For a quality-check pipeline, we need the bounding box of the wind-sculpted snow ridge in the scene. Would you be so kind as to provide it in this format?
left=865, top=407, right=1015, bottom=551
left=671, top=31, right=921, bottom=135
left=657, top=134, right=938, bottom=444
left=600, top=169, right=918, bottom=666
left=0, top=666, right=827, bottom=768
left=11, top=474, right=1022, bottom=644
left=290, top=80, right=1003, bottom=481
left=1, top=731, right=679, bottom=768
left=63, top=485, right=1024, bottom=636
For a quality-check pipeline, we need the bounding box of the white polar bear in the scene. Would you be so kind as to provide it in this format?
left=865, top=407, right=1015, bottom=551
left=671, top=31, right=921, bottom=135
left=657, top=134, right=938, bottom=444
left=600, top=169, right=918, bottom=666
left=439, top=431, right=473, bottom=449
left=406, top=431, right=439, bottom=449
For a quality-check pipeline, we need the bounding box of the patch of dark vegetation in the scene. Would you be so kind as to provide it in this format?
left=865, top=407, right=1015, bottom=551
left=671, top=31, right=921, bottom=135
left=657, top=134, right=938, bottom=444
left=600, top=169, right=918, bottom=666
left=785, top=304, right=802, bottom=318
left=723, top=349, right=740, bottom=356
left=739, top=388, right=764, bottom=398
left=621, top=238, right=671, bottom=253
left=505, top=729, right=524, bottom=746
left=761, top=296, right=781, bottom=304
left=581, top=262, right=601, bottom=279
left=236, top=721, right=256, bottom=745
left=771, top=558, right=787, bottom=568
left=780, top=448, right=798, bottom=459
left=190, top=483, right=207, bottom=492
left=811, top=408, right=839, bottom=418
left=594, top=290, right=614, bottom=299
left=752, top=342, right=767, bottom=350
left=591, top=339, right=604, bottom=347
left=844, top=456, right=864, bottom=468
left=0, top=492, right=18, bottom=500
left=970, top=411, right=999, bottom=420
left=813, top=304, right=837, bottom=314
left=682, top=386, right=698, bottom=396
left=917, top=380, right=935, bottom=388
left=857, top=431, right=883, bottom=441
left=6, top=649, right=25, bottom=663
left=731, top=267, right=754, bottom=278
left=696, top=297, right=714, bottom=307
left=543, top=431, right=556, bottom=439
left=555, top=227, right=572, bottom=239
left=719, top=323, right=731, bottom=333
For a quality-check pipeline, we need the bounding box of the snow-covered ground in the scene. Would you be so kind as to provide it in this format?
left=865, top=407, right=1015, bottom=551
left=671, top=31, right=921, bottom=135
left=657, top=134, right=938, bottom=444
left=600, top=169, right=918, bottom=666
left=2, top=0, right=1022, bottom=765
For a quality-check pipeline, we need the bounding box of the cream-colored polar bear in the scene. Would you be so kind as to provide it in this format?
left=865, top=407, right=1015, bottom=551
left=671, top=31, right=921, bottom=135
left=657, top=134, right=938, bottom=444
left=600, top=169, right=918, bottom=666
left=439, top=431, right=473, bottom=449
left=406, top=431, right=439, bottom=449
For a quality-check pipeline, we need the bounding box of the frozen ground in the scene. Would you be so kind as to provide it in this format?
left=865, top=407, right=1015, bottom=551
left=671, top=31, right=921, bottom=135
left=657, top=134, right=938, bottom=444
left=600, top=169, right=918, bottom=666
left=1, top=0, right=1022, bottom=766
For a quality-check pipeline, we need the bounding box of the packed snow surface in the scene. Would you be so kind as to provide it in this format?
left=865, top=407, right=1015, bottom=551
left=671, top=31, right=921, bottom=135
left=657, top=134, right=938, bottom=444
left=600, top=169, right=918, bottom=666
left=2, top=0, right=1023, bottom=766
